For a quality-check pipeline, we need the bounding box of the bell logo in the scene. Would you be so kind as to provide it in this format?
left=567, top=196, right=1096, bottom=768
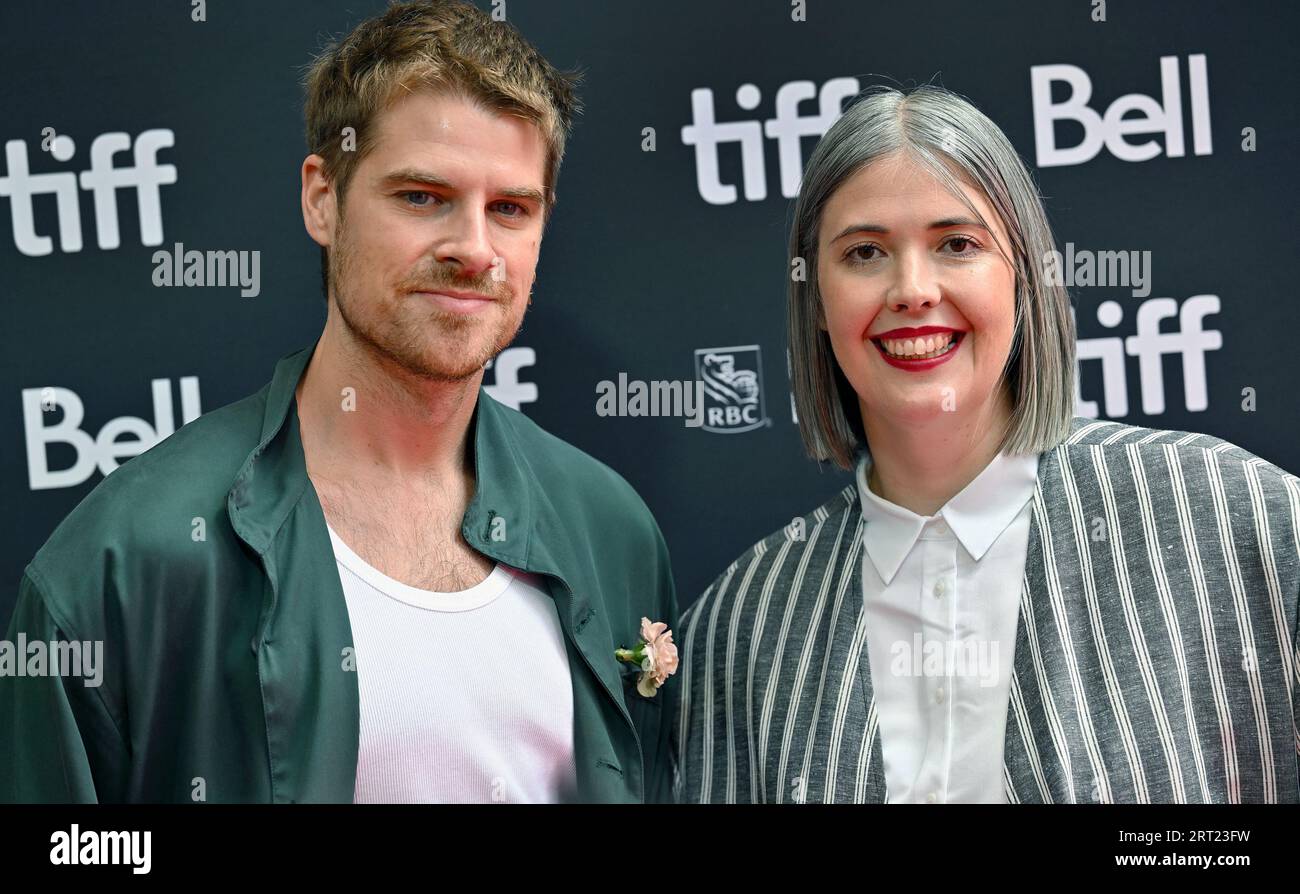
left=23, top=377, right=201, bottom=490
left=1030, top=55, right=1211, bottom=168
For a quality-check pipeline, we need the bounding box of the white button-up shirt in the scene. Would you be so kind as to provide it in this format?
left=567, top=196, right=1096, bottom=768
left=856, top=448, right=1040, bottom=803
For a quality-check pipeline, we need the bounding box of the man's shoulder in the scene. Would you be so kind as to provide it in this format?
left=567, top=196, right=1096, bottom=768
left=485, top=393, right=659, bottom=535
left=482, top=395, right=676, bottom=625
left=29, top=384, right=270, bottom=577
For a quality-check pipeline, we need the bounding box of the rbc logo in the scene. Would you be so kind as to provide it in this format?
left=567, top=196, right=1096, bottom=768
left=694, top=346, right=770, bottom=434
left=1031, top=55, right=1211, bottom=168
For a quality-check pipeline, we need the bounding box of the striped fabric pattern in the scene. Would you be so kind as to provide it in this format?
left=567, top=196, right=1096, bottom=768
left=674, top=417, right=1300, bottom=803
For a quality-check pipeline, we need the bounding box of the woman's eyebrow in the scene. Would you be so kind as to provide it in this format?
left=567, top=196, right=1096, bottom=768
left=929, top=216, right=990, bottom=231
left=830, top=216, right=990, bottom=241
left=831, top=222, right=888, bottom=240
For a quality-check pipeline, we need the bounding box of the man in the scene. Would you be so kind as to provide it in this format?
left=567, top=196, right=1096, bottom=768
left=0, top=0, right=677, bottom=804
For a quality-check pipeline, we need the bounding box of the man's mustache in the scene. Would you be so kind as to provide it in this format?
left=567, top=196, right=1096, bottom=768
left=401, top=273, right=508, bottom=301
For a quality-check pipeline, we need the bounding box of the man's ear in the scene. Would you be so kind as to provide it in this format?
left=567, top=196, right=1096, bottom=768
left=301, top=153, right=336, bottom=249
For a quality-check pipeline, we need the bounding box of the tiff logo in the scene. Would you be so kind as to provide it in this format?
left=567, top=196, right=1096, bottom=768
left=1074, top=295, right=1222, bottom=418
left=0, top=128, right=177, bottom=256
left=484, top=347, right=538, bottom=411
left=681, top=77, right=859, bottom=205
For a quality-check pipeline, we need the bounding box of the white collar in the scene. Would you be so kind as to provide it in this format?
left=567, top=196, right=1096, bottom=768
left=855, top=447, right=1040, bottom=585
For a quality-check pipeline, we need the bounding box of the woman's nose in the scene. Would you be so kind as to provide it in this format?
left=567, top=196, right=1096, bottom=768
left=886, top=251, right=942, bottom=313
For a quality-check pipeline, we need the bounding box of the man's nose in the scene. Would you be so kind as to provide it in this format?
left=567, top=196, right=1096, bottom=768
left=434, top=205, right=498, bottom=277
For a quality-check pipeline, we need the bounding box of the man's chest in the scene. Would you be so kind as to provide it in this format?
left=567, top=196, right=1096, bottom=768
left=312, top=477, right=495, bottom=592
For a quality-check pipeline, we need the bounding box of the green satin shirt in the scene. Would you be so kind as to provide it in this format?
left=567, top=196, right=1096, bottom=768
left=1, top=345, right=679, bottom=804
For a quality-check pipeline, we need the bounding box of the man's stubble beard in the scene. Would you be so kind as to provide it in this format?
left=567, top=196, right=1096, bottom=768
left=328, top=217, right=525, bottom=383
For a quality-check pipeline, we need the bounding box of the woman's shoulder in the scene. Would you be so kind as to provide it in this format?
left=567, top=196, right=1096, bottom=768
left=1039, top=417, right=1299, bottom=540
left=680, top=483, right=862, bottom=628
left=1051, top=417, right=1298, bottom=484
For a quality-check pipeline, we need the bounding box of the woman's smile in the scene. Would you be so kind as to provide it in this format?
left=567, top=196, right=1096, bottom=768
left=868, top=325, right=967, bottom=371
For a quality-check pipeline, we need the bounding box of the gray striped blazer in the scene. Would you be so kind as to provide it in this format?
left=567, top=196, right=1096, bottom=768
left=674, top=417, right=1300, bottom=803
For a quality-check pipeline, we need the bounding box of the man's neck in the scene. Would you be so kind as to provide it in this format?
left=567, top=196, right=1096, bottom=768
left=294, top=316, right=483, bottom=484
left=861, top=390, right=1014, bottom=518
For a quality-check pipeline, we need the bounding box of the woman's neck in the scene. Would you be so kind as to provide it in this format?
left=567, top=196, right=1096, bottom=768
left=861, top=389, right=1014, bottom=518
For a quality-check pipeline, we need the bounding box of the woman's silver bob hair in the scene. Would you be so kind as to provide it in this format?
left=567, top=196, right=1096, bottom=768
left=788, top=84, right=1076, bottom=469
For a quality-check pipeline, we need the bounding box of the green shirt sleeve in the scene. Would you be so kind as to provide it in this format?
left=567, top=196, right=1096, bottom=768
left=0, top=569, right=128, bottom=803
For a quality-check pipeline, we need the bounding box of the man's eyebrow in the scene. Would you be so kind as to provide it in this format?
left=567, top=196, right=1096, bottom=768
left=378, top=168, right=547, bottom=205
left=830, top=216, right=991, bottom=241
left=379, top=168, right=454, bottom=189
left=497, top=184, right=548, bottom=205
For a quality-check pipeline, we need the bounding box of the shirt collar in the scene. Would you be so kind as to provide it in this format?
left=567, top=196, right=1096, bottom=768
left=230, top=342, right=536, bottom=569
left=855, top=447, right=1040, bottom=585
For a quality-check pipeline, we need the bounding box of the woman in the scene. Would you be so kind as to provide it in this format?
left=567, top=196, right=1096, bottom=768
left=673, top=85, right=1300, bottom=804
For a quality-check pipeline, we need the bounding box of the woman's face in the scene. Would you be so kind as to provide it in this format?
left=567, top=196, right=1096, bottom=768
left=816, top=151, right=1017, bottom=432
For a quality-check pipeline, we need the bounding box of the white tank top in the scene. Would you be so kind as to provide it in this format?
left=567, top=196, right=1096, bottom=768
left=328, top=524, right=576, bottom=803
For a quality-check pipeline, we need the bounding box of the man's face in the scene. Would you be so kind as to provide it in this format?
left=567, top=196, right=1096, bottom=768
left=325, top=89, right=548, bottom=381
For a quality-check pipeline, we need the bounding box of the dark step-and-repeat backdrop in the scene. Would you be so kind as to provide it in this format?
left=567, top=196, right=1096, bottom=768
left=3, top=1, right=1297, bottom=630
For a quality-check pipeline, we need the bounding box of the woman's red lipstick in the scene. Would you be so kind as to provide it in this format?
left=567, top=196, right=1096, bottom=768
left=868, top=325, right=965, bottom=372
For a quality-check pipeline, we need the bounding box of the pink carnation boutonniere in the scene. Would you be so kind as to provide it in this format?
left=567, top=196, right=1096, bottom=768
left=615, top=617, right=679, bottom=698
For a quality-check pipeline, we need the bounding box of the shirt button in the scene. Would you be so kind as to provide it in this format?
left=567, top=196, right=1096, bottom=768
left=933, top=579, right=946, bottom=598
left=935, top=687, right=945, bottom=704
left=926, top=792, right=938, bottom=803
